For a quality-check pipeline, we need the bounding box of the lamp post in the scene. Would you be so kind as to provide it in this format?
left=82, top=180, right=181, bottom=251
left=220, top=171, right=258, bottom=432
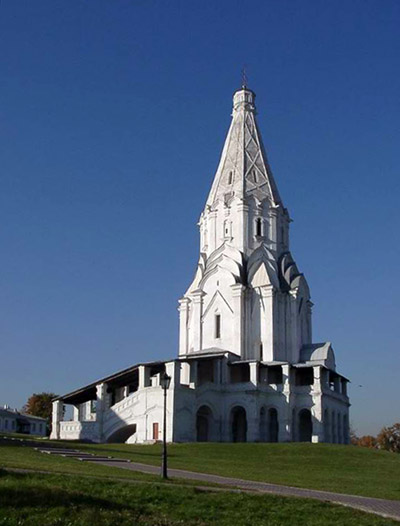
left=160, top=371, right=171, bottom=479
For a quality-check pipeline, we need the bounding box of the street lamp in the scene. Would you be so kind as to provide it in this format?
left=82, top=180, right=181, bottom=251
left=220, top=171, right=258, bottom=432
left=160, top=371, right=171, bottom=479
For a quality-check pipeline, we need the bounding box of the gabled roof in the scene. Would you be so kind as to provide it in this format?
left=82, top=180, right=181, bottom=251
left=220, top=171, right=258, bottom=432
left=205, top=87, right=282, bottom=209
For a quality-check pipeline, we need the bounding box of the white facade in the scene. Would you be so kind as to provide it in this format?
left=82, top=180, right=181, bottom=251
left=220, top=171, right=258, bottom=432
left=0, top=406, right=47, bottom=437
left=52, top=86, right=350, bottom=445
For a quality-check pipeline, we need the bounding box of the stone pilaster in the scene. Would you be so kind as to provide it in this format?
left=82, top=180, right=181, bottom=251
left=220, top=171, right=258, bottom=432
left=165, top=361, right=180, bottom=387
left=260, top=285, right=275, bottom=362
left=231, top=284, right=245, bottom=357
left=72, top=405, right=79, bottom=422
left=178, top=298, right=190, bottom=356
left=50, top=400, right=64, bottom=440
left=279, top=364, right=292, bottom=442
left=96, top=383, right=106, bottom=443
left=235, top=201, right=249, bottom=253
left=191, top=290, right=205, bottom=352
left=311, top=366, right=324, bottom=443
left=269, top=205, right=279, bottom=254
left=213, top=358, right=221, bottom=384
left=288, top=290, right=299, bottom=362
left=189, top=360, right=198, bottom=387
left=249, top=362, right=258, bottom=387
left=138, top=365, right=150, bottom=389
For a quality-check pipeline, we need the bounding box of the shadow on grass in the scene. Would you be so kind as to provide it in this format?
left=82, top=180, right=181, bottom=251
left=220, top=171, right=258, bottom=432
left=0, top=472, right=123, bottom=512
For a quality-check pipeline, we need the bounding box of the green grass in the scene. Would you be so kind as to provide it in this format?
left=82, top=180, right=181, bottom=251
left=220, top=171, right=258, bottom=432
left=3, top=435, right=400, bottom=501
left=0, top=470, right=398, bottom=526
left=63, top=441, right=400, bottom=501
left=0, top=439, right=155, bottom=482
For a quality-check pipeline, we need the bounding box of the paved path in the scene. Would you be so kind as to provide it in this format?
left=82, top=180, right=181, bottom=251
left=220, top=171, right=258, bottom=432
left=101, top=459, right=400, bottom=522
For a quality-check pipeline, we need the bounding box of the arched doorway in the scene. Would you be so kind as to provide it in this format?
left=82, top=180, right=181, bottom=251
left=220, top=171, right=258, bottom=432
left=196, top=405, right=213, bottom=442
left=231, top=406, right=247, bottom=442
left=106, top=424, right=137, bottom=443
left=259, top=407, right=267, bottom=441
left=298, top=409, right=312, bottom=442
left=268, top=408, right=279, bottom=442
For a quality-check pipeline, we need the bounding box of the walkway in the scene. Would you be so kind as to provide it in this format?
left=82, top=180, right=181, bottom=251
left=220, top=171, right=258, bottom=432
left=103, top=459, right=400, bottom=522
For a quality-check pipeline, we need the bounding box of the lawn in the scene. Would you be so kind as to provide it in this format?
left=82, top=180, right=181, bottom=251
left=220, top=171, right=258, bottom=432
left=68, top=441, right=400, bottom=501
left=0, top=437, right=154, bottom=482
left=0, top=469, right=398, bottom=526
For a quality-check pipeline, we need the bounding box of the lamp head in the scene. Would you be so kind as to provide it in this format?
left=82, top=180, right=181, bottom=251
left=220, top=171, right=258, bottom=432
left=160, top=371, right=171, bottom=389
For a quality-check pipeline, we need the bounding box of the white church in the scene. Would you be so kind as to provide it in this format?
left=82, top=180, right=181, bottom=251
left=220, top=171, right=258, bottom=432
left=51, top=85, right=350, bottom=445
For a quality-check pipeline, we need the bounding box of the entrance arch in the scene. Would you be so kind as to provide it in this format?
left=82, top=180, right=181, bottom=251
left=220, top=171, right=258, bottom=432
left=298, top=409, right=312, bottom=442
left=268, top=408, right=279, bottom=442
left=196, top=405, right=213, bottom=442
left=106, top=424, right=137, bottom=443
left=231, top=406, right=247, bottom=442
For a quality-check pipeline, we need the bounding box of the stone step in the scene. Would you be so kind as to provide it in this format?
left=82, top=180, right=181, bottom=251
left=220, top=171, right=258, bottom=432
left=80, top=457, right=131, bottom=463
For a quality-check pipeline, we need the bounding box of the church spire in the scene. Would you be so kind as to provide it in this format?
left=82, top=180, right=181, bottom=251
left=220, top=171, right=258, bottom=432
left=205, top=86, right=282, bottom=210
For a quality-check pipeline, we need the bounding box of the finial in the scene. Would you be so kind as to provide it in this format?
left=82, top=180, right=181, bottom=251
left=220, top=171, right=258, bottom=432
left=241, top=65, right=248, bottom=89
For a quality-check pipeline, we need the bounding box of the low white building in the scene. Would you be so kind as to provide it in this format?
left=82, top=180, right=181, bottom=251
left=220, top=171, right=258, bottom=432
left=0, top=406, right=47, bottom=437
left=51, top=85, right=350, bottom=445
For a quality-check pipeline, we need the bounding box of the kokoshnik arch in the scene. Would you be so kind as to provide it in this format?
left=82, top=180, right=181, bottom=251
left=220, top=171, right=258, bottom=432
left=51, top=85, right=350, bottom=445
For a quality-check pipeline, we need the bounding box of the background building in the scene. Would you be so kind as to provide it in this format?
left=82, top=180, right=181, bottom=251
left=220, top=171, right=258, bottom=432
left=0, top=405, right=47, bottom=437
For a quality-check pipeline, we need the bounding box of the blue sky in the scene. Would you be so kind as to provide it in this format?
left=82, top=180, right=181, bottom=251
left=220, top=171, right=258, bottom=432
left=0, top=0, right=399, bottom=436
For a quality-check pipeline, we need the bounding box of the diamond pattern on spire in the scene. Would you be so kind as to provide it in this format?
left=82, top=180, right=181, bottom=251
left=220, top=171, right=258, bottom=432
left=205, top=89, right=281, bottom=208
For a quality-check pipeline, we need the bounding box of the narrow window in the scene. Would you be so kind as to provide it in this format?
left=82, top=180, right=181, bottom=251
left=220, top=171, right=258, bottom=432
left=256, top=218, right=262, bottom=236
left=259, top=343, right=263, bottom=360
left=228, top=171, right=233, bottom=184
left=215, top=314, right=221, bottom=339
left=253, top=170, right=258, bottom=183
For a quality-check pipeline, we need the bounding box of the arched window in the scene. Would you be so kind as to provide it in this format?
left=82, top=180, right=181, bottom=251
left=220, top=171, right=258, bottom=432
left=231, top=406, right=247, bottom=442
left=196, top=406, right=213, bottom=442
left=268, top=408, right=279, bottom=442
left=298, top=409, right=312, bottom=442
left=224, top=220, right=232, bottom=239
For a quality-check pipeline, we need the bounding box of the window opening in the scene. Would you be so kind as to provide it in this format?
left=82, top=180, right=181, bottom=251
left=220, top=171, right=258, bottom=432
left=256, top=218, right=262, bottom=236
left=253, top=170, right=258, bottom=183
left=228, top=171, right=233, bottom=184
left=215, top=314, right=221, bottom=339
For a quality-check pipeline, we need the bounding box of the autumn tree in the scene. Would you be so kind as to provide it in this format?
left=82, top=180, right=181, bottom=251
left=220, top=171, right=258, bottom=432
left=357, top=435, right=377, bottom=448
left=23, top=392, right=58, bottom=434
left=377, top=423, right=400, bottom=453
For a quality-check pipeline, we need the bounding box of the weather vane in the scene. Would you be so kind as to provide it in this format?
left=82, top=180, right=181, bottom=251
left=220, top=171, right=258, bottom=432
left=241, top=65, right=248, bottom=89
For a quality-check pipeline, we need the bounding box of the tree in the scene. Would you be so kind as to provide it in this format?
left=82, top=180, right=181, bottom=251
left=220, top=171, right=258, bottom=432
left=357, top=435, right=377, bottom=449
left=377, top=423, right=400, bottom=453
left=23, top=392, right=58, bottom=434
left=349, top=425, right=359, bottom=445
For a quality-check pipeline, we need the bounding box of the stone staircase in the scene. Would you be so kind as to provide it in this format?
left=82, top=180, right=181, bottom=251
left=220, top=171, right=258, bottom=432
left=34, top=446, right=131, bottom=463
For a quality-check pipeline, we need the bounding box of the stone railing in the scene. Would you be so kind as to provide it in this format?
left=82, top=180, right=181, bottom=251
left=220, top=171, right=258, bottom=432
left=59, top=420, right=99, bottom=441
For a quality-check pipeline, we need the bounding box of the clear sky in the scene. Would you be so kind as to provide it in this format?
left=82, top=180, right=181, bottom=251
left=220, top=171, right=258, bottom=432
left=0, top=0, right=399, bottom=436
